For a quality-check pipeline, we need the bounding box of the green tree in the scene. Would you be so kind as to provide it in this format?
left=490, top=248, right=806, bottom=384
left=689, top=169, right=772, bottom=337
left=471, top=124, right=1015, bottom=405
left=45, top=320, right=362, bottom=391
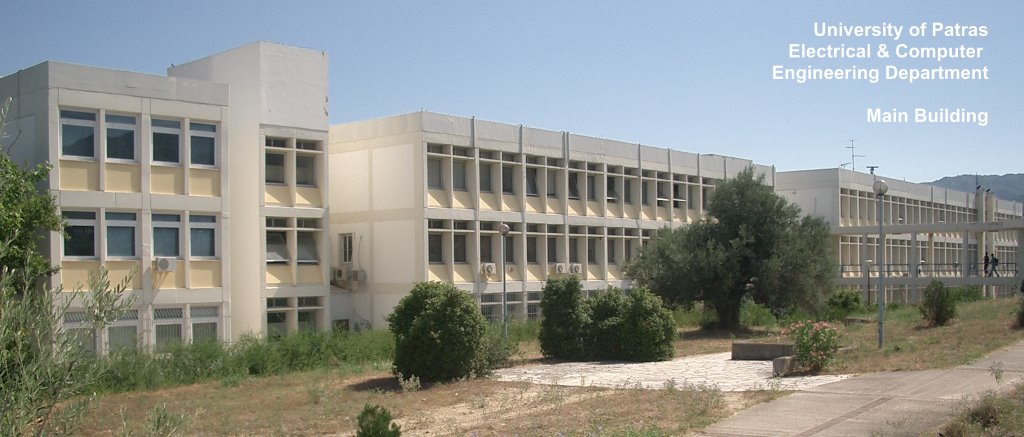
left=625, top=167, right=834, bottom=328
left=538, top=276, right=591, bottom=360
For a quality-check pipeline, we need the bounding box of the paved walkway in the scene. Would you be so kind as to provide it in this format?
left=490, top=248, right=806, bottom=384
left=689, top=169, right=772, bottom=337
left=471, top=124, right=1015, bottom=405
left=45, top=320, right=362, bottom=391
left=494, top=352, right=850, bottom=392
left=494, top=342, right=1024, bottom=436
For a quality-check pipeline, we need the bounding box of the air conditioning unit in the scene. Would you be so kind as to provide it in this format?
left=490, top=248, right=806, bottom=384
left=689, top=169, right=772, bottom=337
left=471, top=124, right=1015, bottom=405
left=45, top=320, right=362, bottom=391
left=569, top=263, right=583, bottom=274
left=481, top=263, right=497, bottom=275
left=154, top=257, right=175, bottom=272
left=333, top=267, right=348, bottom=281
left=550, top=263, right=568, bottom=274
left=350, top=269, right=366, bottom=282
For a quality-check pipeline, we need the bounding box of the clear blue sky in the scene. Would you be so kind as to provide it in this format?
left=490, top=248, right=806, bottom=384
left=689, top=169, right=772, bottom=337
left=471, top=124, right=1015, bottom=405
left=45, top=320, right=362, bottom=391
left=3, top=1, right=1020, bottom=183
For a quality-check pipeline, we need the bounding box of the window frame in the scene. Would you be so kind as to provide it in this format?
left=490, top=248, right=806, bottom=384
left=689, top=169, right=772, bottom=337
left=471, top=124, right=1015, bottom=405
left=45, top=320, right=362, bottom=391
left=266, top=230, right=290, bottom=264
left=60, top=109, right=97, bottom=159
left=339, top=233, right=354, bottom=263
left=152, top=213, right=182, bottom=258
left=63, top=210, right=97, bottom=259
left=153, top=307, right=184, bottom=353
left=151, top=118, right=182, bottom=165
left=428, top=233, right=443, bottom=264
left=453, top=234, right=468, bottom=264
left=191, top=306, right=219, bottom=344
left=189, top=214, right=217, bottom=258
left=427, top=158, right=444, bottom=190
left=525, top=167, right=539, bottom=196
left=189, top=122, right=217, bottom=167
left=296, top=231, right=320, bottom=264
left=479, top=163, right=493, bottom=193
left=295, top=153, right=317, bottom=187
left=105, top=211, right=137, bottom=258
left=452, top=159, right=468, bottom=192
left=501, top=165, right=515, bottom=195
left=105, top=113, right=137, bottom=161
left=265, top=151, right=286, bottom=185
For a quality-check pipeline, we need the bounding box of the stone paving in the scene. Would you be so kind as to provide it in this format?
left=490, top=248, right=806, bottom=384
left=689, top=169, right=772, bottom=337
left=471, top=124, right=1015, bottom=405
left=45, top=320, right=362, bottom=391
left=494, top=352, right=851, bottom=392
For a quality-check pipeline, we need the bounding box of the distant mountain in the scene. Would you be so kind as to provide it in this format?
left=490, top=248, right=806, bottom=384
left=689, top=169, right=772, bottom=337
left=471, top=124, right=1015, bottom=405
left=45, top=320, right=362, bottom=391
left=929, top=174, right=1024, bottom=204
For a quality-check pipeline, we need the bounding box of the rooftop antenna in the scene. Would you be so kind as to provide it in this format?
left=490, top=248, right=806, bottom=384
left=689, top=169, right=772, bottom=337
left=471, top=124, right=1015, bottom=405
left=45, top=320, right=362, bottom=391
left=867, top=165, right=879, bottom=175
left=846, top=139, right=865, bottom=172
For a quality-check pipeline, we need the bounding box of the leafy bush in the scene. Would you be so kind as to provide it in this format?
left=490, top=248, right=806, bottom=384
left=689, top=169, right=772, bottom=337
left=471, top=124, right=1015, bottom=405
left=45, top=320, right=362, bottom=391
left=617, top=288, right=676, bottom=362
left=824, top=289, right=863, bottom=321
left=670, top=304, right=717, bottom=328
left=920, top=280, right=958, bottom=326
left=356, top=404, right=401, bottom=437
left=539, top=276, right=591, bottom=360
left=387, top=281, right=488, bottom=383
left=739, top=298, right=776, bottom=327
left=785, top=320, right=839, bottom=372
left=951, top=285, right=983, bottom=303
left=474, top=323, right=517, bottom=374
left=587, top=289, right=627, bottom=359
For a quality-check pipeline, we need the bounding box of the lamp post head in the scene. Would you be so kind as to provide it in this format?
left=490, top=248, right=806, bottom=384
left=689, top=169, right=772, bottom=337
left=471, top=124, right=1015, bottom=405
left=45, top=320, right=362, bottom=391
left=873, top=179, right=888, bottom=196
left=499, top=223, right=510, bottom=236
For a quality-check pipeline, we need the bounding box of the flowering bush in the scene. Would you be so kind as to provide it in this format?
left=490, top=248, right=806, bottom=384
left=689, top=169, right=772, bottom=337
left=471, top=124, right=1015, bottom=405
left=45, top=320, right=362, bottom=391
left=784, top=320, right=840, bottom=372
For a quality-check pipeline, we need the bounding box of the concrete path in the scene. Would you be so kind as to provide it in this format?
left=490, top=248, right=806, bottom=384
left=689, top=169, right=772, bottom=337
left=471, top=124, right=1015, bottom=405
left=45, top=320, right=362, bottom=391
left=703, top=342, right=1024, bottom=436
left=494, top=352, right=851, bottom=392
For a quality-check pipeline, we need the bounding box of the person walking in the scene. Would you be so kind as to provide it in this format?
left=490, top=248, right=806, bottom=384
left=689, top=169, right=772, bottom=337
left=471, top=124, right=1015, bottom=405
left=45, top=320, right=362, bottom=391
left=992, top=255, right=1000, bottom=277
left=984, top=253, right=991, bottom=277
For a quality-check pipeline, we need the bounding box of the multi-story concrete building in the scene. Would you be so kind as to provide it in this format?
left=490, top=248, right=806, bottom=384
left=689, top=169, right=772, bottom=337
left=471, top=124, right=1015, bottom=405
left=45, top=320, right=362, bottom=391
left=0, top=42, right=330, bottom=353
left=777, top=168, right=1023, bottom=301
left=328, top=112, right=772, bottom=328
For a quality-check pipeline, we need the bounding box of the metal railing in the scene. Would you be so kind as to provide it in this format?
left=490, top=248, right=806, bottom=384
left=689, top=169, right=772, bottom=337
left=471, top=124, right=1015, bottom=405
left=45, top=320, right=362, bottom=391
left=839, top=262, right=1018, bottom=278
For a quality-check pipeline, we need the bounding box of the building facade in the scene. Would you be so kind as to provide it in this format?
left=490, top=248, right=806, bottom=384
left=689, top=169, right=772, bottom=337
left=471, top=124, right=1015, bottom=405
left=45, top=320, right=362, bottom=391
left=0, top=42, right=330, bottom=353
left=776, top=168, right=1023, bottom=301
left=328, top=112, right=772, bottom=328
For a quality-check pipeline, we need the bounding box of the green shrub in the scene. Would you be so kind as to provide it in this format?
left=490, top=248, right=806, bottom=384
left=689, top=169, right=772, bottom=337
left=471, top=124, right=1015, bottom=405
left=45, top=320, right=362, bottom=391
left=920, top=280, right=958, bottom=326
left=785, top=320, right=839, bottom=372
left=670, top=304, right=717, bottom=328
left=387, top=281, right=488, bottom=382
left=586, top=289, right=627, bottom=359
left=539, top=276, right=591, bottom=360
left=739, top=298, right=776, bottom=327
left=474, top=323, right=517, bottom=374
left=617, top=288, right=676, bottom=362
left=356, top=404, right=401, bottom=437
left=951, top=285, right=983, bottom=303
left=824, top=289, right=862, bottom=321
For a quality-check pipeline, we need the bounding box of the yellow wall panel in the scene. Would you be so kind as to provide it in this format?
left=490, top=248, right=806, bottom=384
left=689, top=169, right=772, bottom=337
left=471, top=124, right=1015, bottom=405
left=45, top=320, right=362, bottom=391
left=427, top=264, right=449, bottom=283
left=568, top=199, right=585, bottom=216
left=452, top=264, right=474, bottom=283
left=189, top=260, right=221, bottom=288
left=60, top=261, right=101, bottom=290
left=607, top=266, right=621, bottom=281
left=296, top=264, right=323, bottom=284
left=525, top=196, right=543, bottom=213
left=452, top=191, right=473, bottom=209
left=501, top=194, right=520, bottom=212
left=608, top=203, right=624, bottom=218
left=586, top=201, right=601, bottom=217
left=150, top=166, right=183, bottom=195
left=479, top=193, right=499, bottom=211
left=59, top=160, right=99, bottom=191
left=547, top=199, right=564, bottom=215
left=265, top=185, right=291, bottom=206
left=106, top=260, right=142, bottom=289
left=587, top=265, right=604, bottom=280
left=295, top=187, right=322, bottom=208
left=526, top=264, right=545, bottom=281
left=189, top=168, right=220, bottom=197
left=266, top=264, right=292, bottom=285
left=152, top=260, right=185, bottom=289
left=104, top=163, right=140, bottom=193
left=427, top=189, right=447, bottom=208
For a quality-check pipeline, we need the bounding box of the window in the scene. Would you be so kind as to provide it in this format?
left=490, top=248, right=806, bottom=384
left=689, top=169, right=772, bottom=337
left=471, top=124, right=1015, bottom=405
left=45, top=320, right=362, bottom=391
left=106, top=212, right=136, bottom=257
left=479, top=163, right=492, bottom=192
left=453, top=234, right=467, bottom=263
left=190, top=122, right=216, bottom=166
left=587, top=238, right=598, bottom=263
left=296, top=155, right=316, bottom=186
left=266, top=137, right=287, bottom=148
left=298, top=310, right=317, bottom=332
left=624, top=180, right=633, bottom=204
left=266, top=231, right=289, bottom=263
left=504, top=235, right=514, bottom=263
left=428, top=234, right=442, bottom=263
left=339, top=233, right=354, bottom=263
left=453, top=160, right=467, bottom=191
left=547, top=237, right=557, bottom=263
left=266, top=217, right=289, bottom=228
left=191, top=306, right=219, bottom=343
left=266, top=312, right=287, bottom=338
left=106, top=114, right=136, bottom=160
left=607, top=178, right=618, bottom=200
left=63, top=211, right=96, bottom=257
left=547, top=170, right=558, bottom=197
left=153, top=307, right=183, bottom=352
left=642, top=181, right=650, bottom=205
left=502, top=165, right=514, bottom=194
left=526, top=168, right=539, bottom=196
left=297, top=232, right=319, bottom=264
left=608, top=240, right=617, bottom=264
left=266, top=152, right=285, bottom=184
left=296, top=140, right=318, bottom=150
left=190, top=215, right=216, bottom=257
left=625, top=240, right=633, bottom=261
left=587, top=175, right=597, bottom=200
left=569, top=238, right=579, bottom=263
left=480, top=235, right=492, bottom=263
left=61, top=110, right=95, bottom=157
left=151, top=119, right=181, bottom=163
left=427, top=158, right=443, bottom=189
left=152, top=214, right=180, bottom=257
left=568, top=173, right=580, bottom=199
left=108, top=311, right=139, bottom=352
left=526, top=237, right=538, bottom=263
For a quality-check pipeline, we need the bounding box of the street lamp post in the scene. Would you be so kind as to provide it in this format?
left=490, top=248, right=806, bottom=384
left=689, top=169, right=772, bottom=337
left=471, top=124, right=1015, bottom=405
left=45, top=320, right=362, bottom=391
left=873, top=179, right=888, bottom=349
left=499, top=222, right=510, bottom=341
